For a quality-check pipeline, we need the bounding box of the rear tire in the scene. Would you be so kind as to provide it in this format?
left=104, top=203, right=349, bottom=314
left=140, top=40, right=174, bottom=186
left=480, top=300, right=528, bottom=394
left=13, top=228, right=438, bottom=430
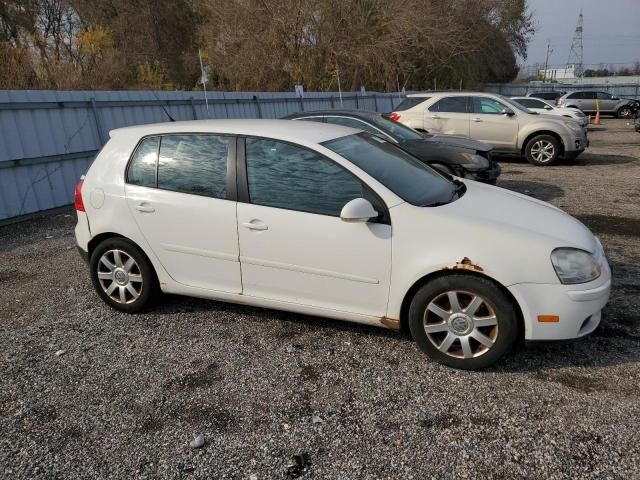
left=525, top=134, right=560, bottom=166
left=89, top=237, right=158, bottom=313
left=408, top=274, right=518, bottom=370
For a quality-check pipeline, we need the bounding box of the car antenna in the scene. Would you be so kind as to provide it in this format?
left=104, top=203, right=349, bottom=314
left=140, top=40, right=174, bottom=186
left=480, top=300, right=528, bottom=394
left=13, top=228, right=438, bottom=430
left=151, top=89, right=176, bottom=122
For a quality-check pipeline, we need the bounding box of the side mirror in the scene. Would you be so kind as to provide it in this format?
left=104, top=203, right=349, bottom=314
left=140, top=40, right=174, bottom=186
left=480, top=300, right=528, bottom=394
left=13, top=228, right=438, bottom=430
left=544, top=105, right=553, bottom=110
left=502, top=108, right=515, bottom=117
left=340, top=198, right=378, bottom=223
left=612, top=96, right=619, bottom=100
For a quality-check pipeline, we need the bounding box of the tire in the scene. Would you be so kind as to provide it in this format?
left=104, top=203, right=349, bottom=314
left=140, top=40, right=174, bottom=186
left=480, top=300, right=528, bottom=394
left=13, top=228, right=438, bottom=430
left=408, top=274, right=518, bottom=370
left=524, top=134, right=560, bottom=166
left=617, top=106, right=632, bottom=118
left=89, top=237, right=158, bottom=313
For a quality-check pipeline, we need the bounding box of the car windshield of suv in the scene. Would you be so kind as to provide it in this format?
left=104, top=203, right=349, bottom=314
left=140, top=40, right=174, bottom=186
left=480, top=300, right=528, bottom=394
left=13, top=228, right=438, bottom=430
left=322, top=133, right=459, bottom=207
left=369, top=115, right=424, bottom=141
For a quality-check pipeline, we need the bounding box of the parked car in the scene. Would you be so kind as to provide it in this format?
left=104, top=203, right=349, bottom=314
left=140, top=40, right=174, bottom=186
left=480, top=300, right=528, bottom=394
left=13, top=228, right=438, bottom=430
left=75, top=119, right=611, bottom=369
left=391, top=92, right=587, bottom=165
left=557, top=91, right=636, bottom=117
left=511, top=96, right=589, bottom=129
left=527, top=91, right=566, bottom=103
left=283, top=109, right=501, bottom=183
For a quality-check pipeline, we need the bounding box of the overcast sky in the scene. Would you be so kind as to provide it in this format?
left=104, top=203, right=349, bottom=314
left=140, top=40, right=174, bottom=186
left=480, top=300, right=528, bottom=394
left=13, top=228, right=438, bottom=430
left=525, top=0, right=640, bottom=68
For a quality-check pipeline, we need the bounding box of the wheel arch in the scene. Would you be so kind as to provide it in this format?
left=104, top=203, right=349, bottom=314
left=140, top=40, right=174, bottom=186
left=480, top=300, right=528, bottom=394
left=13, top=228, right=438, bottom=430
left=398, top=269, right=525, bottom=341
left=520, top=130, right=564, bottom=156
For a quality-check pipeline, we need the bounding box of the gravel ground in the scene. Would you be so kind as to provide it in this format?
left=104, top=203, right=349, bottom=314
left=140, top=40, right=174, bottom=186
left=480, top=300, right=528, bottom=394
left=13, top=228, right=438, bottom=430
left=1, top=119, right=639, bottom=479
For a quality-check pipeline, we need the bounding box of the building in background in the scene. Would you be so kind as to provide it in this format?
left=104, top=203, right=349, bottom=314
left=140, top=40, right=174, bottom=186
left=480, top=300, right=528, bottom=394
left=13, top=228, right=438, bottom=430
left=538, top=65, right=577, bottom=82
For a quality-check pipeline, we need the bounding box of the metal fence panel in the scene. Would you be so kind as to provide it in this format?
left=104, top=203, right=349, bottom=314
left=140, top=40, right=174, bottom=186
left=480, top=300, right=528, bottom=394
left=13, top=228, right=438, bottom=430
left=0, top=89, right=405, bottom=222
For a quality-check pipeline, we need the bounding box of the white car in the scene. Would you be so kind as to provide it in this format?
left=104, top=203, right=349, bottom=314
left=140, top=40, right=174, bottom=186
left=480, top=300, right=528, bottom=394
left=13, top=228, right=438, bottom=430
left=74, top=120, right=611, bottom=369
left=511, top=97, right=589, bottom=129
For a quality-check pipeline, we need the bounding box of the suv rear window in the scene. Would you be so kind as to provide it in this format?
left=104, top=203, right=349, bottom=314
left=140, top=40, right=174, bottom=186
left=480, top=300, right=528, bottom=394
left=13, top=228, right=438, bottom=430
left=394, top=97, right=429, bottom=111
left=430, top=96, right=469, bottom=113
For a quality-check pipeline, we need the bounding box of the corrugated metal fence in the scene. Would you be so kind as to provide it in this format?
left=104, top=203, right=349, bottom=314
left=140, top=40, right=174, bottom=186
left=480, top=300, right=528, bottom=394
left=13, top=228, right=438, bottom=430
left=485, top=82, right=640, bottom=98
left=0, top=90, right=405, bottom=222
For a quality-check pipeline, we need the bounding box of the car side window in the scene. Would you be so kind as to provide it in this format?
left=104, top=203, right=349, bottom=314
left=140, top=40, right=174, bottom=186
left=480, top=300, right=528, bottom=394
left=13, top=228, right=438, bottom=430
left=472, top=97, right=506, bottom=114
left=517, top=99, right=541, bottom=109
left=245, top=137, right=363, bottom=217
left=429, top=96, right=468, bottom=113
left=568, top=92, right=582, bottom=99
left=395, top=97, right=429, bottom=111
left=128, top=136, right=160, bottom=187
left=157, top=135, right=229, bottom=199
left=596, top=92, right=612, bottom=100
left=324, top=117, right=388, bottom=139
left=294, top=116, right=325, bottom=123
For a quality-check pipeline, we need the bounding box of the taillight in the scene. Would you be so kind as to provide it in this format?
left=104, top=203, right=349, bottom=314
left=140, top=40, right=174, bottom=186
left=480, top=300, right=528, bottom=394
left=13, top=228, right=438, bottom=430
left=389, top=112, right=401, bottom=121
left=74, top=179, right=85, bottom=212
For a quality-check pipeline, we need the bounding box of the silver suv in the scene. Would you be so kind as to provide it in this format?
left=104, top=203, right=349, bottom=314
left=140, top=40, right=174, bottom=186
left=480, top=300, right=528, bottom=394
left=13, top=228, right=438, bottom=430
left=557, top=91, right=635, bottom=117
left=391, top=92, right=587, bottom=166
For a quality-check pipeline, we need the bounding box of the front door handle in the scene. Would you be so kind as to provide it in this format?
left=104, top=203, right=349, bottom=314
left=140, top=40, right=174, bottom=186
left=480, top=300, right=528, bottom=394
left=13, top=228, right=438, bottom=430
left=242, top=220, right=268, bottom=231
left=472, top=117, right=482, bottom=122
left=135, top=202, right=155, bottom=213
left=431, top=114, right=441, bottom=119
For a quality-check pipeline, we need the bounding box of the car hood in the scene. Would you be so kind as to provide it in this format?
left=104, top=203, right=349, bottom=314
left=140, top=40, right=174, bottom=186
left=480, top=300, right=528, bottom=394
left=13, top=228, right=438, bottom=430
left=401, top=139, right=476, bottom=164
left=441, top=180, right=598, bottom=253
left=421, top=133, right=492, bottom=153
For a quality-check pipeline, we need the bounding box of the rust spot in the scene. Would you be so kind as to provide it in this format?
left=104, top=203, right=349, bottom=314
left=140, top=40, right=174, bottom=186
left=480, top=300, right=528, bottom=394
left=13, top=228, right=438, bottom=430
left=445, top=257, right=484, bottom=272
left=380, top=317, right=401, bottom=330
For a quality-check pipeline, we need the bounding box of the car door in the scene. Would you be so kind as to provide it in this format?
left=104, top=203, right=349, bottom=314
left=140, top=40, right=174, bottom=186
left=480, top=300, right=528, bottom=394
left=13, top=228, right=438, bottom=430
left=125, top=134, right=242, bottom=293
left=596, top=92, right=616, bottom=112
left=469, top=96, right=520, bottom=151
left=578, top=92, right=597, bottom=112
left=236, top=136, right=392, bottom=317
left=424, top=96, right=471, bottom=135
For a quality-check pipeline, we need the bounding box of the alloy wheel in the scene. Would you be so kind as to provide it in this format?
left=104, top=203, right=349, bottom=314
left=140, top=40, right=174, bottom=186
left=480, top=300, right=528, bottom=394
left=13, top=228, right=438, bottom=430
left=530, top=140, right=555, bottom=163
left=423, top=290, right=499, bottom=359
left=97, top=249, right=143, bottom=304
left=618, top=107, right=631, bottom=118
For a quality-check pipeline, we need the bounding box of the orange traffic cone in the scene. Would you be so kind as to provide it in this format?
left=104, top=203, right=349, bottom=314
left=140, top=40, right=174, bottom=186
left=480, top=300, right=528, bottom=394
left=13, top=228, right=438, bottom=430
left=593, top=111, right=601, bottom=125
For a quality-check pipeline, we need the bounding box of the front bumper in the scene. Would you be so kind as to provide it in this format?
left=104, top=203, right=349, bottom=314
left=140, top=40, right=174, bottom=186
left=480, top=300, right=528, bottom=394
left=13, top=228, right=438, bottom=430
left=467, top=161, right=501, bottom=184
left=508, top=254, right=611, bottom=341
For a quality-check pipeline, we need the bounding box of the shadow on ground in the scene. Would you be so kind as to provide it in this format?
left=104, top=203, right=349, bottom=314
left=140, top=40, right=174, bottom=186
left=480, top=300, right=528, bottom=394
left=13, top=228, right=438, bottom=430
left=497, top=179, right=565, bottom=202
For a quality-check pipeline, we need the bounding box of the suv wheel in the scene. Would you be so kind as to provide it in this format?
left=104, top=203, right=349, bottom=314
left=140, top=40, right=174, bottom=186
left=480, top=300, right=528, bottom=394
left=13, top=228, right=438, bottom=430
left=408, top=274, right=518, bottom=370
left=90, top=237, right=158, bottom=313
left=617, top=106, right=632, bottom=118
left=525, top=134, right=560, bottom=166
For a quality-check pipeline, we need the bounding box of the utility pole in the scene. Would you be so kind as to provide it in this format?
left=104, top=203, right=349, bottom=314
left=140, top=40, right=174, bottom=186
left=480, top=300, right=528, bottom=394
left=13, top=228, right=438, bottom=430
left=543, top=40, right=552, bottom=83
left=198, top=49, right=210, bottom=117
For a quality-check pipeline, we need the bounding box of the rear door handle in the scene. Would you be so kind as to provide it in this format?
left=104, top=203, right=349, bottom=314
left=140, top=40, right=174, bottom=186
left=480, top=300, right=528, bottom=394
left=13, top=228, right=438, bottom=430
left=242, top=220, right=268, bottom=231
left=472, top=117, right=482, bottom=122
left=431, top=114, right=441, bottom=119
left=135, top=202, right=155, bottom=213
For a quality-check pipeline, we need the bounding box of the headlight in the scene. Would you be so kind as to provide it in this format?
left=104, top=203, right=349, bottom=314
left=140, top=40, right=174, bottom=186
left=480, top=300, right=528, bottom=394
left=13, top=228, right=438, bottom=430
left=459, top=153, right=489, bottom=171
left=551, top=248, right=601, bottom=284
left=562, top=120, right=582, bottom=133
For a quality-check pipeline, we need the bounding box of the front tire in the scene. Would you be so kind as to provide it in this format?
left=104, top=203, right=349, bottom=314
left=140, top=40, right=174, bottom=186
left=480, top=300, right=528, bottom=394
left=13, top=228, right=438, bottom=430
left=617, top=106, right=632, bottom=118
left=525, top=134, right=560, bottom=166
left=408, top=274, right=518, bottom=370
left=89, top=237, right=158, bottom=313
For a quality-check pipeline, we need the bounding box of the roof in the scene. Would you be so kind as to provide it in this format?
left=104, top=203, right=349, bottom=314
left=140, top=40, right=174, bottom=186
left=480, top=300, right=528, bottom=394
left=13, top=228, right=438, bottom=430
left=407, top=91, right=487, bottom=98
left=283, top=109, right=381, bottom=120
left=109, top=119, right=359, bottom=145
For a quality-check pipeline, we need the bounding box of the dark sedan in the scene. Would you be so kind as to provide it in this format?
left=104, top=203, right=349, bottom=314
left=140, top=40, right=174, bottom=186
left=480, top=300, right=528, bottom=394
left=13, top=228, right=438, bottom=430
left=282, top=109, right=501, bottom=184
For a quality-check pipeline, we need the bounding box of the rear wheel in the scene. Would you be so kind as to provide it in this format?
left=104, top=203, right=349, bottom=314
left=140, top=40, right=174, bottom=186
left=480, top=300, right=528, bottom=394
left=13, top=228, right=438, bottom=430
left=408, top=274, right=518, bottom=369
left=525, top=134, right=560, bottom=166
left=89, top=237, right=158, bottom=313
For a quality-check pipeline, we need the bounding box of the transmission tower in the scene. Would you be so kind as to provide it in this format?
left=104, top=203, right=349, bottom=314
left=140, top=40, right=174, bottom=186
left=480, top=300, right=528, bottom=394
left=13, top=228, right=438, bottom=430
left=567, top=10, right=584, bottom=78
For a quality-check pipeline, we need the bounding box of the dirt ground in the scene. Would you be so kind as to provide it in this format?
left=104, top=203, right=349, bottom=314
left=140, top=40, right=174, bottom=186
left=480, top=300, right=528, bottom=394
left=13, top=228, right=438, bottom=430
left=0, top=119, right=639, bottom=479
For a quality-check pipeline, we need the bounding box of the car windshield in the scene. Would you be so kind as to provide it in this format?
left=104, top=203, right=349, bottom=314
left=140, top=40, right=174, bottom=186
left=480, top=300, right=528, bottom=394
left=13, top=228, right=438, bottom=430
left=321, top=133, right=458, bottom=207
left=369, top=115, right=424, bottom=141
left=498, top=95, right=534, bottom=114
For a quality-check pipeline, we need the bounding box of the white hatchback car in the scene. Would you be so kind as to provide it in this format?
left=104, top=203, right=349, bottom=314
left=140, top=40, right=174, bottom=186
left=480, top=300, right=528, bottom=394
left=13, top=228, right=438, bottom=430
left=511, top=97, right=589, bottom=130
left=74, top=120, right=611, bottom=369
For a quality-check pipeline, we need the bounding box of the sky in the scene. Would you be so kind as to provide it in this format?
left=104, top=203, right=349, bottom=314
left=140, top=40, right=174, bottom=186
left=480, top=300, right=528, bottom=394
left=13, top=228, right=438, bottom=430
left=524, top=0, right=640, bottom=69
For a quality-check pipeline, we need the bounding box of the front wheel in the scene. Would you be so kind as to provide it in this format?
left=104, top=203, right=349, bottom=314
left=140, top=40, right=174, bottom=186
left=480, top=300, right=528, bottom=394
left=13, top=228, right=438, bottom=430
left=89, top=237, right=158, bottom=313
left=408, top=274, right=518, bottom=369
left=617, top=106, right=632, bottom=118
left=525, top=134, right=560, bottom=166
